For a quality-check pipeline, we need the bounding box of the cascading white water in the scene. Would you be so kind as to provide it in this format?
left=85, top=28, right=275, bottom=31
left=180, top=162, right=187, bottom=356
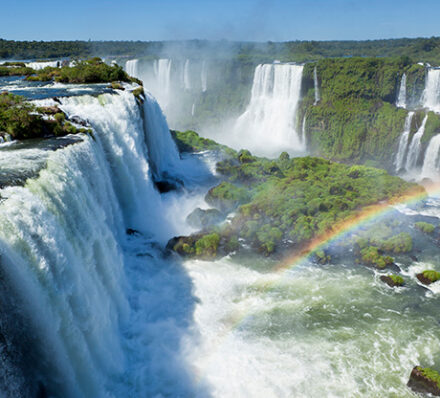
left=421, top=134, right=440, bottom=180
left=183, top=59, right=191, bottom=90
left=192, top=103, right=196, bottom=116
left=405, top=114, right=428, bottom=172
left=422, top=68, right=440, bottom=113
left=394, top=111, right=414, bottom=172
left=233, top=63, right=305, bottom=157
left=60, top=92, right=166, bottom=236
left=0, top=90, right=211, bottom=397
left=153, top=59, right=172, bottom=109
left=25, top=61, right=59, bottom=70
left=141, top=91, right=184, bottom=181
left=313, top=66, right=320, bottom=105
left=201, top=60, right=208, bottom=92
left=301, top=114, right=307, bottom=148
left=125, top=59, right=139, bottom=77
left=396, top=73, right=407, bottom=108
left=0, top=138, right=129, bottom=397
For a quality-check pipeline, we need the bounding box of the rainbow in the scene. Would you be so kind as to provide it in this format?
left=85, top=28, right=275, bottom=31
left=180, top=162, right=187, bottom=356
left=191, top=182, right=440, bottom=385
left=273, top=182, right=439, bottom=274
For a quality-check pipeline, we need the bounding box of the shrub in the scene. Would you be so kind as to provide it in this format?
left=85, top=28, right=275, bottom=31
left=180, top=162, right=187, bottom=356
left=415, top=221, right=435, bottom=234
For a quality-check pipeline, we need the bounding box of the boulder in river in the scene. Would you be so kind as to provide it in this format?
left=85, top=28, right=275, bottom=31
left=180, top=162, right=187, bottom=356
left=407, top=366, right=440, bottom=396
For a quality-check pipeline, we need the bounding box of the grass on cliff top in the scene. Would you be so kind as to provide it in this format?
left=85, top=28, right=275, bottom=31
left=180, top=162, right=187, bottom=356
left=24, top=57, right=131, bottom=84
left=0, top=92, right=90, bottom=140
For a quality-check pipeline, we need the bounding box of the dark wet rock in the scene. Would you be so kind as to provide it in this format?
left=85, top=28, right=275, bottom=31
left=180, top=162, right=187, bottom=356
left=52, top=97, right=61, bottom=104
left=408, top=366, right=440, bottom=396
left=186, top=207, right=224, bottom=229
left=37, top=106, right=61, bottom=115
left=155, top=180, right=179, bottom=193
left=380, top=274, right=404, bottom=287
left=110, top=82, right=125, bottom=90
left=126, top=228, right=140, bottom=236
left=410, top=254, right=418, bottom=262
left=36, top=382, right=48, bottom=398
left=69, top=115, right=88, bottom=127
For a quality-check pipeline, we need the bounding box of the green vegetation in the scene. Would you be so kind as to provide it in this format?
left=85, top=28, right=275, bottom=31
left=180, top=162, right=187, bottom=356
left=0, top=92, right=90, bottom=140
left=359, top=246, right=393, bottom=268
left=171, top=129, right=237, bottom=158
left=25, top=58, right=130, bottom=84
left=416, top=367, right=440, bottom=390
left=1, top=37, right=440, bottom=64
left=421, top=270, right=440, bottom=283
left=169, top=142, right=423, bottom=258
left=415, top=221, right=435, bottom=234
left=388, top=274, right=404, bottom=286
left=132, top=87, right=144, bottom=101
left=380, top=274, right=405, bottom=287
left=0, top=65, right=34, bottom=77
left=194, top=233, right=220, bottom=258
left=355, top=227, right=412, bottom=268
left=299, top=58, right=434, bottom=170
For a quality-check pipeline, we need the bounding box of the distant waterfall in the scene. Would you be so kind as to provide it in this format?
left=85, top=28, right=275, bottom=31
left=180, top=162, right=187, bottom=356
left=25, top=61, right=59, bottom=70
left=234, top=63, right=305, bottom=157
left=153, top=59, right=172, bottom=108
left=201, top=60, right=208, bottom=92
left=396, top=73, right=407, bottom=108
left=313, top=66, right=320, bottom=105
left=125, top=59, right=139, bottom=77
left=301, top=114, right=307, bottom=147
left=422, top=68, right=440, bottom=113
left=191, top=103, right=196, bottom=116
left=421, top=134, right=440, bottom=180
left=183, top=59, right=191, bottom=90
left=405, top=114, right=428, bottom=172
left=394, top=111, right=414, bottom=172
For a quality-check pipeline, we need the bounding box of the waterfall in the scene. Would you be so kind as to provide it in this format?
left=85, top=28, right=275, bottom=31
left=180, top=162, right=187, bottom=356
left=183, top=59, right=191, bottom=90
left=301, top=114, right=307, bottom=147
left=0, top=91, right=207, bottom=397
left=201, top=60, right=208, bottom=92
left=234, top=63, right=305, bottom=157
left=125, top=59, right=139, bottom=77
left=422, top=68, right=440, bottom=113
left=396, top=73, right=407, bottom=108
left=313, top=66, right=320, bottom=105
left=405, top=114, right=428, bottom=172
left=60, top=92, right=164, bottom=234
left=394, top=111, right=414, bottom=172
left=421, top=134, right=440, bottom=180
left=0, top=137, right=129, bottom=397
left=153, top=59, right=172, bottom=108
left=25, top=61, right=59, bottom=70
left=191, top=103, right=196, bottom=116
left=141, top=91, right=183, bottom=181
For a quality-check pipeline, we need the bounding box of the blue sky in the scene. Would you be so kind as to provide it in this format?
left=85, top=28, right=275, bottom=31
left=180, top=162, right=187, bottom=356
left=2, top=0, right=439, bottom=42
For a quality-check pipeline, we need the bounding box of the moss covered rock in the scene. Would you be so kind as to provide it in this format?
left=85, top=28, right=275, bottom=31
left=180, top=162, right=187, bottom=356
left=408, top=366, right=440, bottom=396
left=416, top=270, right=440, bottom=285
left=415, top=221, right=435, bottom=234
left=380, top=274, right=404, bottom=287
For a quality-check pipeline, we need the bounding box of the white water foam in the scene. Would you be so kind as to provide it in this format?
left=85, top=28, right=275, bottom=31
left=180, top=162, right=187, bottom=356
left=233, top=63, right=305, bottom=157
